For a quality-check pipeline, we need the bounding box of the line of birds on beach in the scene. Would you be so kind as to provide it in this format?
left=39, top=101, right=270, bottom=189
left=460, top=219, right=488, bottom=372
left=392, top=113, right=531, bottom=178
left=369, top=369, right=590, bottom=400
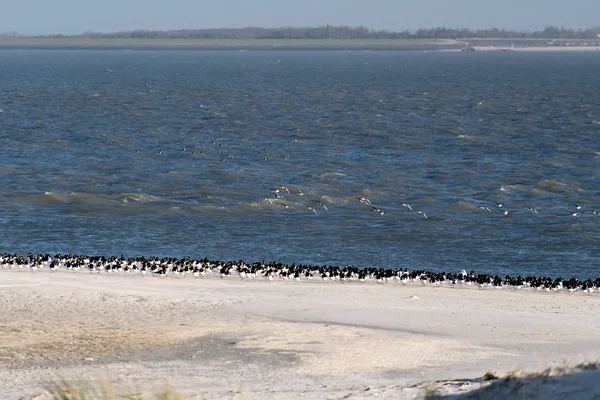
left=2, top=253, right=599, bottom=294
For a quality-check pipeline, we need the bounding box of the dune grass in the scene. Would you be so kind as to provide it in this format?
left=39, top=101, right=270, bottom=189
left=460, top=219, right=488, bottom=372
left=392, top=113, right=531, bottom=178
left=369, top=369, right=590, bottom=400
left=46, top=379, right=185, bottom=400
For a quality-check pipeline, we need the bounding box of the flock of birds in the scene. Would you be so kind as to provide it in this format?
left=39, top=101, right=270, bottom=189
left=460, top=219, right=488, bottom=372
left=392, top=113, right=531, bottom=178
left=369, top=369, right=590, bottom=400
left=145, top=140, right=292, bottom=163
left=474, top=202, right=597, bottom=218
left=1, top=253, right=599, bottom=294
left=257, top=185, right=434, bottom=218
left=134, top=141, right=600, bottom=221
left=256, top=185, right=600, bottom=221
left=259, top=184, right=331, bottom=215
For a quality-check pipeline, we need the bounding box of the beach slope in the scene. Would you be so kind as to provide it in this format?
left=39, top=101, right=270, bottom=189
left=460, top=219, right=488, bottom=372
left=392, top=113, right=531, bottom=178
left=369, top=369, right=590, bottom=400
left=1, top=271, right=599, bottom=399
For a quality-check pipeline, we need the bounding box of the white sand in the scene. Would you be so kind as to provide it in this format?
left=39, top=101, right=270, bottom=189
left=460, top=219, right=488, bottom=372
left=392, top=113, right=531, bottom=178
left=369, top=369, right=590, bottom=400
left=1, top=270, right=600, bottom=399
left=443, top=46, right=600, bottom=52
left=512, top=46, right=600, bottom=52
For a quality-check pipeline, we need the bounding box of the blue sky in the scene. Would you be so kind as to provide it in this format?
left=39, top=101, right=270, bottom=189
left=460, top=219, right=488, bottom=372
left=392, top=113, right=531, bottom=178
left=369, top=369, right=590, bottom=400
left=1, top=0, right=598, bottom=35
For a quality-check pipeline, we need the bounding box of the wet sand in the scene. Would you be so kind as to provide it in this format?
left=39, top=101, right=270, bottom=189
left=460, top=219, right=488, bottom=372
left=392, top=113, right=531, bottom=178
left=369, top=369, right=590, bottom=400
left=1, top=270, right=600, bottom=399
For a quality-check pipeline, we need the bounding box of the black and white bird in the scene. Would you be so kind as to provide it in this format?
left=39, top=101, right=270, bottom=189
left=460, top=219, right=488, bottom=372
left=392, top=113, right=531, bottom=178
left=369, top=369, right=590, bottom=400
left=306, top=206, right=318, bottom=215
left=358, top=197, right=371, bottom=206
left=315, top=200, right=328, bottom=211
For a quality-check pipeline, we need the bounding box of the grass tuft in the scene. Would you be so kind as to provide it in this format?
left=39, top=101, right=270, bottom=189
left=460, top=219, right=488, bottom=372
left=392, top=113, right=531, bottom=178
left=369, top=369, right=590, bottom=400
left=46, top=379, right=184, bottom=400
left=422, top=383, right=440, bottom=400
left=481, top=370, right=500, bottom=381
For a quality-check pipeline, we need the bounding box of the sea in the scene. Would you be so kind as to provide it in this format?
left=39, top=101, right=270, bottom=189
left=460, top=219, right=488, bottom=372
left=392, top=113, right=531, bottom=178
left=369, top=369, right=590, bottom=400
left=1, top=49, right=599, bottom=279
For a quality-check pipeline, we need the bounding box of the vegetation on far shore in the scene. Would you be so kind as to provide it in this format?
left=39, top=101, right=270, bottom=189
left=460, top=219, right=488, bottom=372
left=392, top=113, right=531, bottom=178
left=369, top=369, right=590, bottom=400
left=2, top=24, right=598, bottom=50
left=2, top=24, right=600, bottom=41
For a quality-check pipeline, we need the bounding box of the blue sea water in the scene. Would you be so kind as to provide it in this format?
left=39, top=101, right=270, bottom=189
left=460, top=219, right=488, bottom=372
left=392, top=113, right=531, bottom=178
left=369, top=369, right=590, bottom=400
left=1, top=49, right=599, bottom=278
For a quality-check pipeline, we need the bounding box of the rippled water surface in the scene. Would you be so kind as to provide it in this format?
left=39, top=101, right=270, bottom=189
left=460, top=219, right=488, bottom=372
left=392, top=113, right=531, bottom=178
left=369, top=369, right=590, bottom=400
left=1, top=50, right=600, bottom=278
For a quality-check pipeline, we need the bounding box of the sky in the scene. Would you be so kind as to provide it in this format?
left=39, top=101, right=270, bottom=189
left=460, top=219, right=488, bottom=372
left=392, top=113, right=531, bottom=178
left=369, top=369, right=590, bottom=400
left=1, top=0, right=598, bottom=35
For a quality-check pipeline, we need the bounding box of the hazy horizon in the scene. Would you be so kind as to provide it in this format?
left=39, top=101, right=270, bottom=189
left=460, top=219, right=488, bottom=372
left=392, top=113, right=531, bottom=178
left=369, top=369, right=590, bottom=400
left=1, top=0, right=598, bottom=36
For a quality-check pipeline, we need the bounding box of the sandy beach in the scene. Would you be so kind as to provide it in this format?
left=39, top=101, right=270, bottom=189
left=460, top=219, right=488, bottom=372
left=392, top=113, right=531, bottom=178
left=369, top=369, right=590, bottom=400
left=1, top=270, right=600, bottom=399
left=512, top=46, right=600, bottom=52
left=442, top=46, right=600, bottom=53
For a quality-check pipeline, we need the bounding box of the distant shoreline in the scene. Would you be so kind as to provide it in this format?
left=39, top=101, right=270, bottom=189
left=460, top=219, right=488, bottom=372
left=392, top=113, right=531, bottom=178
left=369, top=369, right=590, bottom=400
left=0, top=38, right=464, bottom=51
left=0, top=38, right=598, bottom=52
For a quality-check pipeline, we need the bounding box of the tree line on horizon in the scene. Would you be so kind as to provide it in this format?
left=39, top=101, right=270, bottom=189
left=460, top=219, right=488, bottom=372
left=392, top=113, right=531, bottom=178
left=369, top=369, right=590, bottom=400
left=5, top=25, right=600, bottom=40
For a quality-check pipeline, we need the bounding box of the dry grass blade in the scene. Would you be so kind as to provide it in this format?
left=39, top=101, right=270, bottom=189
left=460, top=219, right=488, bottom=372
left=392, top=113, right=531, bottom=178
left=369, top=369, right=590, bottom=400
left=46, top=379, right=183, bottom=400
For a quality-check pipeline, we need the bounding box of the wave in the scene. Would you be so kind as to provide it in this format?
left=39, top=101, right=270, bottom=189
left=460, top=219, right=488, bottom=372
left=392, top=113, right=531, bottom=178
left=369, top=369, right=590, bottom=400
left=535, top=180, right=567, bottom=190
left=495, top=180, right=583, bottom=198
left=25, top=191, right=164, bottom=206
left=120, top=193, right=162, bottom=203
left=499, top=184, right=528, bottom=194
left=524, top=188, right=555, bottom=198
left=41, top=192, right=69, bottom=204
left=38, top=191, right=115, bottom=205
left=534, top=180, right=580, bottom=193
left=316, top=172, right=347, bottom=179
left=187, top=205, right=228, bottom=213
left=457, top=134, right=480, bottom=141
left=160, top=170, right=186, bottom=177
left=449, top=202, right=478, bottom=211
